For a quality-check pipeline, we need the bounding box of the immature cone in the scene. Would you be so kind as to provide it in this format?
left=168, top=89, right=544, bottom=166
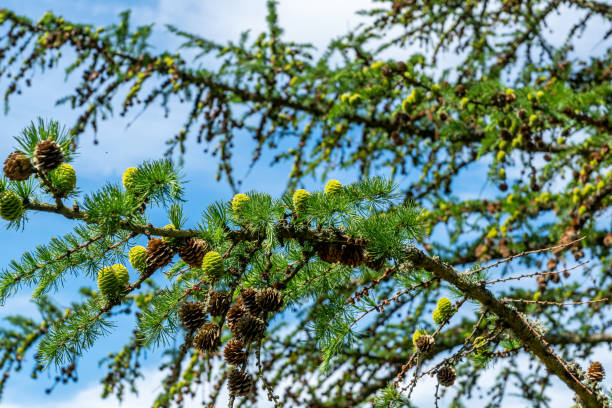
left=122, top=167, right=138, bottom=190
left=224, top=339, right=247, bottom=366
left=97, top=266, right=127, bottom=299
left=50, top=163, right=76, bottom=194
left=193, top=322, right=221, bottom=352
left=256, top=287, right=283, bottom=313
left=587, top=361, right=605, bottom=383
left=206, top=291, right=231, bottom=316
left=113, top=264, right=130, bottom=288
left=34, top=139, right=64, bottom=172
left=201, top=251, right=224, bottom=279
left=415, top=334, right=435, bottom=353
left=228, top=369, right=253, bottom=397
left=128, top=245, right=147, bottom=272
left=437, top=366, right=456, bottom=387
left=292, top=189, right=310, bottom=214
left=240, top=288, right=262, bottom=316
left=0, top=191, right=23, bottom=221
left=3, top=151, right=34, bottom=181
left=235, top=315, right=266, bottom=344
left=177, top=238, right=207, bottom=268
left=432, top=308, right=443, bottom=324
left=226, top=302, right=247, bottom=334
left=324, top=179, right=342, bottom=195
left=232, top=193, right=250, bottom=215
left=178, top=301, right=207, bottom=332
left=146, top=238, right=174, bottom=272
left=437, top=297, right=453, bottom=317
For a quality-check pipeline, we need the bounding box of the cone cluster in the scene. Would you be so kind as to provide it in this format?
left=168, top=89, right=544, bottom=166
left=3, top=151, right=34, bottom=181
left=34, top=139, right=64, bottom=172
left=178, top=301, right=208, bottom=332
left=0, top=191, right=23, bottom=221
left=177, top=238, right=207, bottom=268
left=146, top=238, right=174, bottom=272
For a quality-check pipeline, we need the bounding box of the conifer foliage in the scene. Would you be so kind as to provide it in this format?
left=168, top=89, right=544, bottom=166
left=0, top=1, right=611, bottom=407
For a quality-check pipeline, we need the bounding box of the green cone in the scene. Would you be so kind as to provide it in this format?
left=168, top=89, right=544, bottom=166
left=0, top=191, right=23, bottom=221
left=292, top=189, right=310, bottom=214
left=50, top=163, right=76, bottom=194
left=324, top=180, right=342, bottom=195
left=232, top=193, right=250, bottom=215
left=201, top=251, right=223, bottom=278
left=129, top=245, right=147, bottom=272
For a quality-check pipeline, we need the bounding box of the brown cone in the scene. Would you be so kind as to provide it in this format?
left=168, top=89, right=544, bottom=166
left=178, top=301, right=207, bottom=332
left=587, top=361, right=605, bottom=383
left=240, top=288, right=262, bottom=316
left=235, top=315, right=266, bottom=344
left=207, top=291, right=231, bottom=316
left=415, top=334, right=435, bottom=354
left=146, top=238, right=174, bottom=272
left=3, top=151, right=34, bottom=181
left=437, top=366, right=456, bottom=387
left=226, top=302, right=247, bottom=334
left=34, top=139, right=64, bottom=172
left=177, top=238, right=207, bottom=268
left=228, top=369, right=253, bottom=397
left=255, top=288, right=283, bottom=313
left=317, top=244, right=343, bottom=264
left=317, top=243, right=364, bottom=267
left=193, top=322, right=221, bottom=352
left=223, top=339, right=247, bottom=366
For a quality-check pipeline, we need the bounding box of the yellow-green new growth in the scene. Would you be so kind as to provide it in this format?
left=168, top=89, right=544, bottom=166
left=122, top=167, right=138, bottom=190
left=129, top=245, right=147, bottom=272
left=324, top=180, right=342, bottom=195
left=0, top=191, right=23, bottom=221
left=51, top=163, right=76, bottom=194
left=292, top=189, right=310, bottom=214
left=232, top=193, right=250, bottom=215
left=412, top=329, right=427, bottom=347
left=202, top=251, right=224, bottom=279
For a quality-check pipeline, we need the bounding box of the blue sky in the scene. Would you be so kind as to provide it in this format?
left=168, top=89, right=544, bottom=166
left=0, top=1, right=609, bottom=407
